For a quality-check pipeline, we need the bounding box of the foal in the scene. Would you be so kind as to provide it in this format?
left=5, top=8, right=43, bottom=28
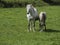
left=39, top=12, right=46, bottom=32
left=26, top=4, right=39, bottom=32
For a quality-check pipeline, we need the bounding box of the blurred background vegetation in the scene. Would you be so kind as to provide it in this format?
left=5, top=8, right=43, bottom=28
left=0, top=0, right=60, bottom=8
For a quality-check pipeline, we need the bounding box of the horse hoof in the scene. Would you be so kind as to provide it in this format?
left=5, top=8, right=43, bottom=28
left=27, top=29, right=30, bottom=32
left=40, top=30, right=43, bottom=32
left=33, top=30, right=35, bottom=32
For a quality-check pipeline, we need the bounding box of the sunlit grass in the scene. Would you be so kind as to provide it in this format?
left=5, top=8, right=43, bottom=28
left=0, top=6, right=60, bottom=45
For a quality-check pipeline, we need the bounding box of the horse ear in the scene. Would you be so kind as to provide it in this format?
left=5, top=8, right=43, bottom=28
left=29, top=4, right=32, bottom=7
left=31, top=4, right=32, bottom=6
left=30, top=4, right=32, bottom=6
left=42, top=12, right=46, bottom=14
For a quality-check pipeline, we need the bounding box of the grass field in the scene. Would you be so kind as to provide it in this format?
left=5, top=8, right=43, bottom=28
left=0, top=6, right=60, bottom=45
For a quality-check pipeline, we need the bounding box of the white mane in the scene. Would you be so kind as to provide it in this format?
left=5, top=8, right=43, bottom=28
left=26, top=4, right=38, bottom=18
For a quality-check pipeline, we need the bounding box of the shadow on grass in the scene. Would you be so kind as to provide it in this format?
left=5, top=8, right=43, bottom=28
left=44, top=29, right=60, bottom=32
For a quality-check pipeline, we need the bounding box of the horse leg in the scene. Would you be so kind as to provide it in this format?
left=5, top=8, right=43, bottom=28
left=39, top=19, right=41, bottom=31
left=28, top=22, right=30, bottom=32
left=30, top=20, right=32, bottom=31
left=28, top=20, right=31, bottom=32
left=39, top=23, right=41, bottom=31
left=32, top=20, right=35, bottom=32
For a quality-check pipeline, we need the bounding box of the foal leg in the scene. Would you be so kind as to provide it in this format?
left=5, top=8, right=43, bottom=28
left=44, top=20, right=46, bottom=31
left=44, top=24, right=46, bottom=31
left=40, top=23, right=44, bottom=32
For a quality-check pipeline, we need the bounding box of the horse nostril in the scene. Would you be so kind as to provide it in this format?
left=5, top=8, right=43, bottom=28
left=27, top=13, right=29, bottom=14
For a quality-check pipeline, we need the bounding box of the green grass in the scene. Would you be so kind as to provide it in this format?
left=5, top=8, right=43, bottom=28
left=0, top=6, right=60, bottom=45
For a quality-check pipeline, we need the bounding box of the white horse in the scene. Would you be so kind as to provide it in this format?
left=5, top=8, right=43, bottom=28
left=39, top=12, right=46, bottom=32
left=26, top=4, right=39, bottom=32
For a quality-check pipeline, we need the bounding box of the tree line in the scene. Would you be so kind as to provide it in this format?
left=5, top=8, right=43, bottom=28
left=0, top=0, right=60, bottom=8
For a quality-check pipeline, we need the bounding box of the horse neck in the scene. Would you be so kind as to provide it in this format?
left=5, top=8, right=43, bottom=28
left=29, top=7, right=38, bottom=17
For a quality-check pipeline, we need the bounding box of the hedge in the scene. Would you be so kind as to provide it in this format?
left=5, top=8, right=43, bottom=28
left=0, top=0, right=60, bottom=8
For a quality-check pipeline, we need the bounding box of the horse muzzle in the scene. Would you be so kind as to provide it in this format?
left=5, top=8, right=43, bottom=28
left=27, top=12, right=29, bottom=14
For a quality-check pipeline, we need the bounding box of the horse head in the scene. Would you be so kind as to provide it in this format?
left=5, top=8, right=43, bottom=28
left=26, top=4, right=32, bottom=14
